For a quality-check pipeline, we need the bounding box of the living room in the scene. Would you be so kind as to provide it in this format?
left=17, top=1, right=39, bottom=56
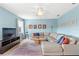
left=0, top=3, right=79, bottom=56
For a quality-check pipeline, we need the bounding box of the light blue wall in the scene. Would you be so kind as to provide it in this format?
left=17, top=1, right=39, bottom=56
left=57, top=5, right=79, bottom=38
left=0, top=7, right=21, bottom=40
left=25, top=19, right=57, bottom=37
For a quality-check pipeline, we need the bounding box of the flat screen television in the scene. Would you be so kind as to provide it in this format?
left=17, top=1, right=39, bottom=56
left=2, top=28, right=16, bottom=41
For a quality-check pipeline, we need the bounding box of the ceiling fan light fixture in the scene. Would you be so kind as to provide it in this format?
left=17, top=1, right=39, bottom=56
left=36, top=7, right=44, bottom=16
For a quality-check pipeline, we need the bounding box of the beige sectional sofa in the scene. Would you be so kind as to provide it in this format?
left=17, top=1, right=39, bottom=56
left=41, top=41, right=79, bottom=56
left=41, top=33, right=79, bottom=56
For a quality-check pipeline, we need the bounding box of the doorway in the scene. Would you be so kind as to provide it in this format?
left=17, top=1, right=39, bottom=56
left=16, top=18, right=25, bottom=40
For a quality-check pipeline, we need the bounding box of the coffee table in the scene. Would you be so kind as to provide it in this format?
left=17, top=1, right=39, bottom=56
left=33, top=37, right=45, bottom=45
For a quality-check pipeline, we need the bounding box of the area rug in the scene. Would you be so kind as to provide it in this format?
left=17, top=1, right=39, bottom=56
left=4, top=40, right=42, bottom=56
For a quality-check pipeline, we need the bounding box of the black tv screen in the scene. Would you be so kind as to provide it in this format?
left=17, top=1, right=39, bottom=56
left=2, top=28, right=16, bottom=41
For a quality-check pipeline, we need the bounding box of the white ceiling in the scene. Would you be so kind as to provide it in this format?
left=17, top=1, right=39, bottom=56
left=0, top=3, right=78, bottom=19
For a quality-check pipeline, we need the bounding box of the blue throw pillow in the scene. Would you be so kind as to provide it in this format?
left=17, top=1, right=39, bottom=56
left=34, top=33, right=40, bottom=36
left=58, top=36, right=64, bottom=45
left=56, top=35, right=64, bottom=44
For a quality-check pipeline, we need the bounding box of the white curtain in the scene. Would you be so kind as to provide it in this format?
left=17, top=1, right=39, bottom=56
left=17, top=19, right=25, bottom=40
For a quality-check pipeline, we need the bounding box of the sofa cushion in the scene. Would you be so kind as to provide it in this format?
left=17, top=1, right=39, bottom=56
left=63, top=44, right=79, bottom=55
left=77, top=41, right=79, bottom=45
left=41, top=41, right=63, bottom=52
left=46, top=36, right=51, bottom=42
left=67, top=37, right=77, bottom=44
left=47, top=36, right=56, bottom=42
left=70, top=40, right=77, bottom=45
left=50, top=33, right=57, bottom=39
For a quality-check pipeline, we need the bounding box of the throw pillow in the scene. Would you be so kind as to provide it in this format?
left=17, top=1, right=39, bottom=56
left=63, top=36, right=70, bottom=44
left=68, top=37, right=77, bottom=44
left=56, top=35, right=64, bottom=44
left=58, top=36, right=64, bottom=45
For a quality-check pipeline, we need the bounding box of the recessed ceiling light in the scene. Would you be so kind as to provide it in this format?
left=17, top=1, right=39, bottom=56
left=57, top=14, right=60, bottom=16
left=72, top=3, right=76, bottom=5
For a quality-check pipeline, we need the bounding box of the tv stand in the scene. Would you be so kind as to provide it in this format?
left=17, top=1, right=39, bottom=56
left=0, top=36, right=20, bottom=54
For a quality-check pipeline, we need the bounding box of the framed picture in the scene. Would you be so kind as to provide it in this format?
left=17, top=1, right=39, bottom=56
left=43, top=24, right=46, bottom=29
left=38, top=24, right=42, bottom=29
left=29, top=24, right=33, bottom=29
left=34, top=25, right=37, bottom=29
